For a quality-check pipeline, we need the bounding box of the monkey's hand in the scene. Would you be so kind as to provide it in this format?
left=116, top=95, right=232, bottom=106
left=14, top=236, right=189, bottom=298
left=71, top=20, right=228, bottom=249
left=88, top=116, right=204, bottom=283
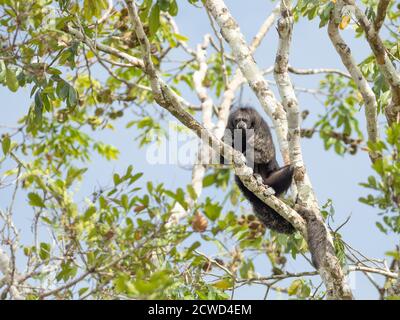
left=254, top=173, right=275, bottom=196
left=254, top=173, right=264, bottom=185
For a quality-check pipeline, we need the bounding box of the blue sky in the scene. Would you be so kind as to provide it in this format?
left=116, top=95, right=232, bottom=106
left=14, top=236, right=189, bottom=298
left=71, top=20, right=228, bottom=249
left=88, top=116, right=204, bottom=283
left=0, top=0, right=398, bottom=299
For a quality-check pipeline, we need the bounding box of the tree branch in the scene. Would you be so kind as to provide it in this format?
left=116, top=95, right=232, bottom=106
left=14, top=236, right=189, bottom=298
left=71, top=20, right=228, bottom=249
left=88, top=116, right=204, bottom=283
left=287, top=66, right=352, bottom=79
left=328, top=1, right=380, bottom=162
left=374, top=0, right=391, bottom=32
left=203, top=0, right=291, bottom=165
left=272, top=0, right=352, bottom=300
left=343, top=0, right=400, bottom=125
left=214, top=3, right=280, bottom=140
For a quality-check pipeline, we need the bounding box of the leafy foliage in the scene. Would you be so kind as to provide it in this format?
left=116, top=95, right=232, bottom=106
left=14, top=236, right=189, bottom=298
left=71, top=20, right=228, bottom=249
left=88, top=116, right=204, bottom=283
left=0, top=0, right=399, bottom=300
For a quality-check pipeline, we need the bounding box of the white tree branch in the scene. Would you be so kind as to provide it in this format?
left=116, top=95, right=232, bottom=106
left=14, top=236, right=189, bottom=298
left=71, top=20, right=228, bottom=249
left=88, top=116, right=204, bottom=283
left=203, top=0, right=352, bottom=299
left=214, top=3, right=280, bottom=140
left=287, top=66, right=352, bottom=79
left=204, top=0, right=291, bottom=165
left=344, top=0, right=400, bottom=125
left=328, top=1, right=380, bottom=162
left=272, top=0, right=352, bottom=300
left=0, top=247, right=24, bottom=299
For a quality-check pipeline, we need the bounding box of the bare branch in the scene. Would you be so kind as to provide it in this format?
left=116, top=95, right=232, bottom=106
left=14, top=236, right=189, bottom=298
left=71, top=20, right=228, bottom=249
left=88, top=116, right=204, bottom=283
left=67, top=27, right=145, bottom=70
left=191, top=35, right=214, bottom=199
left=0, top=248, right=24, bottom=299
left=288, top=66, right=352, bottom=79
left=348, top=265, right=397, bottom=279
left=168, top=35, right=215, bottom=225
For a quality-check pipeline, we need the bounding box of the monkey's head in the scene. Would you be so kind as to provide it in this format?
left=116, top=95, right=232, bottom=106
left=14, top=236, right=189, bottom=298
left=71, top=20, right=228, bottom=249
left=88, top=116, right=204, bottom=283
left=227, top=107, right=260, bottom=131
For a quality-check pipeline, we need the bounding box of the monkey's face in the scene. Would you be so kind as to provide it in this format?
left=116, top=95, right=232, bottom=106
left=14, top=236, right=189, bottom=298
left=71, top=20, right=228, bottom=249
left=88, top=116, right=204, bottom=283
left=229, top=109, right=255, bottom=131
left=224, top=107, right=261, bottom=157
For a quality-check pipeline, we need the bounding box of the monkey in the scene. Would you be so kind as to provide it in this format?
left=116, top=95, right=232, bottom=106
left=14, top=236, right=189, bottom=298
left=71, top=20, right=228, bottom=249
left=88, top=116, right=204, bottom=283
left=221, top=106, right=295, bottom=234
left=221, top=107, right=327, bottom=269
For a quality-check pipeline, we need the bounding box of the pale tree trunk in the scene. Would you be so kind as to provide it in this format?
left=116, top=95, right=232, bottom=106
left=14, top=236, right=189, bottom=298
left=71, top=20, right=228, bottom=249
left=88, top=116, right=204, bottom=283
left=203, top=0, right=352, bottom=300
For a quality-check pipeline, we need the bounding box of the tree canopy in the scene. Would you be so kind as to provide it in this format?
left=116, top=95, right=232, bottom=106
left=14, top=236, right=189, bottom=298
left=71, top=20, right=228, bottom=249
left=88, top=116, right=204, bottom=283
left=0, top=0, right=399, bottom=300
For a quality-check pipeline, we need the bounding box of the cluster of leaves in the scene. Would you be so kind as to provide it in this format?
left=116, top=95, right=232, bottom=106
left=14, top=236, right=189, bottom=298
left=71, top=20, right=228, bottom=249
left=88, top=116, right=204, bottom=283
left=294, top=0, right=335, bottom=28
left=313, top=75, right=364, bottom=155
left=139, top=0, right=179, bottom=35
left=360, top=123, right=400, bottom=234
left=4, top=0, right=391, bottom=300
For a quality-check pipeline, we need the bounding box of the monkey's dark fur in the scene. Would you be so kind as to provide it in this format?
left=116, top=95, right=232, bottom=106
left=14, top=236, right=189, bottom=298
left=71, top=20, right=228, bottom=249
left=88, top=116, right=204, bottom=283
left=222, top=107, right=295, bottom=234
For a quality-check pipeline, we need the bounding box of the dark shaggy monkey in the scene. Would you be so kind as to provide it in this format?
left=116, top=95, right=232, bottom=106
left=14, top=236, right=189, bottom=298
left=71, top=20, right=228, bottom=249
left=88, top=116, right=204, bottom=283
left=222, top=107, right=295, bottom=234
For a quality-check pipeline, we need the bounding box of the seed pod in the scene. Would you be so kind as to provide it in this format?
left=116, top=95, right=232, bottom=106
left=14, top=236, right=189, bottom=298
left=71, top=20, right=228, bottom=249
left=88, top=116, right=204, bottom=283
left=202, top=260, right=212, bottom=272
left=192, top=212, right=208, bottom=233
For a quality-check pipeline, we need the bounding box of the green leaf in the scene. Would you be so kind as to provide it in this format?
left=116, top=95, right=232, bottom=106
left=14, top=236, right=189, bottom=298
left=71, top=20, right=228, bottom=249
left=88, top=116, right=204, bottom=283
left=165, top=188, right=188, bottom=210
left=169, top=0, right=178, bottom=16
left=187, top=184, right=197, bottom=200
left=121, top=194, right=129, bottom=210
left=39, top=242, right=51, bottom=260
left=2, top=135, right=11, bottom=155
left=5, top=68, right=19, bottom=92
left=56, top=80, right=69, bottom=100
left=213, top=277, right=233, bottom=290
left=34, top=91, right=43, bottom=121
left=202, top=174, right=215, bottom=187
left=84, top=206, right=96, bottom=220
left=113, top=173, right=121, bottom=185
left=158, top=0, right=170, bottom=11
left=66, top=167, right=88, bottom=187
left=173, top=33, right=188, bottom=42
left=78, top=287, right=89, bottom=297
left=41, top=93, right=52, bottom=112
left=376, top=222, right=388, bottom=234
left=149, top=4, right=160, bottom=35
left=28, top=192, right=46, bottom=208
left=203, top=198, right=221, bottom=221
left=129, top=172, right=144, bottom=184
left=139, top=0, right=153, bottom=20
left=68, top=85, right=78, bottom=106
left=288, top=279, right=302, bottom=296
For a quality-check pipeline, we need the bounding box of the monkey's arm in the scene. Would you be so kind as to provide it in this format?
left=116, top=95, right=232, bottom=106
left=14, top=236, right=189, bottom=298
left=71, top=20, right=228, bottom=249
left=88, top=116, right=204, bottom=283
left=262, top=165, right=294, bottom=195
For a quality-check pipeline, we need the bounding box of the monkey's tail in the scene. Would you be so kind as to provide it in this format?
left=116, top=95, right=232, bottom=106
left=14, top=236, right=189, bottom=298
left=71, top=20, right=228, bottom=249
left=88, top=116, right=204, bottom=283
left=295, top=206, right=330, bottom=270
left=251, top=200, right=295, bottom=234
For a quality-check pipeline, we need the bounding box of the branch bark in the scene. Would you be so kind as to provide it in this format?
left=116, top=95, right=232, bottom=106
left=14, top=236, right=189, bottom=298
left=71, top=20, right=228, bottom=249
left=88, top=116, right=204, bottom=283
left=0, top=248, right=24, bottom=299
left=328, top=1, right=380, bottom=162
left=168, top=5, right=281, bottom=225
left=203, top=0, right=291, bottom=165
left=343, top=0, right=400, bottom=125
left=214, top=3, right=280, bottom=140
left=214, top=5, right=280, bottom=140
left=374, top=0, right=391, bottom=32
left=271, top=0, right=352, bottom=300
left=287, top=66, right=352, bottom=79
